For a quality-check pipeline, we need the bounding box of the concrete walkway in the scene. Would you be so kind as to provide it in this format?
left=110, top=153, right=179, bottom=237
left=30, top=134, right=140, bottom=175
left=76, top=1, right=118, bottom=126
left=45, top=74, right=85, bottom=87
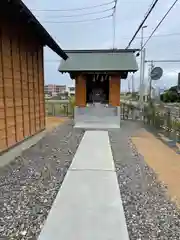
left=38, top=131, right=129, bottom=240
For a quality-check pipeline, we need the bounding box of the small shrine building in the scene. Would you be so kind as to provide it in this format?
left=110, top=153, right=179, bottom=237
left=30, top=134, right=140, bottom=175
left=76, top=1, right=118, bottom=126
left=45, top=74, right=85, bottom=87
left=59, top=49, right=138, bottom=129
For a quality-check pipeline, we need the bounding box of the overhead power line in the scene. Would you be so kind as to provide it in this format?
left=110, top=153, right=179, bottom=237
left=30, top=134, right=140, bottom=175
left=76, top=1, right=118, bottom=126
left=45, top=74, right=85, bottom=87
left=126, top=0, right=160, bottom=49
left=31, top=1, right=115, bottom=12
left=121, top=31, right=180, bottom=40
left=42, top=14, right=113, bottom=24
left=137, top=32, right=180, bottom=39
left=141, top=0, right=179, bottom=51
left=36, top=7, right=113, bottom=18
left=145, top=60, right=180, bottom=63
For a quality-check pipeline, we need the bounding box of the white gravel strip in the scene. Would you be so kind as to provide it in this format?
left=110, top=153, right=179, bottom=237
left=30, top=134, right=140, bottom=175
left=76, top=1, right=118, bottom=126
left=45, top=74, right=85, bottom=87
left=109, top=122, right=180, bottom=240
left=0, top=121, right=84, bottom=239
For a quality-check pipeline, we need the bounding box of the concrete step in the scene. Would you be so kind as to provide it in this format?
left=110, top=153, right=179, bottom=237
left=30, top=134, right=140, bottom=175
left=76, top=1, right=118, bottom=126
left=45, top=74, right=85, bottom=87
left=74, top=122, right=120, bottom=129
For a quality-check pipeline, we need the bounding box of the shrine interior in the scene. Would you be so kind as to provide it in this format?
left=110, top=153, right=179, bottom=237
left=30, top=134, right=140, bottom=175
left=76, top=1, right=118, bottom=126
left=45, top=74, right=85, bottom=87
left=86, top=74, right=109, bottom=104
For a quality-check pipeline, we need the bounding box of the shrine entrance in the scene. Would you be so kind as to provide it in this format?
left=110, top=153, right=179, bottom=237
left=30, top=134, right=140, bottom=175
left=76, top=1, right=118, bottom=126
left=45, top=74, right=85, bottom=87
left=86, top=74, right=109, bottom=104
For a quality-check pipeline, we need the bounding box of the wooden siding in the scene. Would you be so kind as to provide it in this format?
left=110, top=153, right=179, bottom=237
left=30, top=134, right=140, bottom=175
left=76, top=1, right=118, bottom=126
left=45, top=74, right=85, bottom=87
left=109, top=75, right=120, bottom=106
left=0, top=21, right=45, bottom=153
left=75, top=75, right=86, bottom=107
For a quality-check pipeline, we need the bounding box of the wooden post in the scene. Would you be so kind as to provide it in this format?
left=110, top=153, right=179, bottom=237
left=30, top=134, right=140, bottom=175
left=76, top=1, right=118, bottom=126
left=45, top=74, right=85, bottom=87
left=75, top=74, right=86, bottom=107
left=109, top=75, right=120, bottom=106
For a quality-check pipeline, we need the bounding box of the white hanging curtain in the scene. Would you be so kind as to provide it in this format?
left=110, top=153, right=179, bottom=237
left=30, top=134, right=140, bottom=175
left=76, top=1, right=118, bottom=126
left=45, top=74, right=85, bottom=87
left=100, top=75, right=103, bottom=82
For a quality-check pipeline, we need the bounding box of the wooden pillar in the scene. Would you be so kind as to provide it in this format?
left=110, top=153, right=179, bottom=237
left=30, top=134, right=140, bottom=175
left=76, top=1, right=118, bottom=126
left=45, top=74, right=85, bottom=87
left=109, top=75, right=121, bottom=106
left=75, top=74, right=86, bottom=107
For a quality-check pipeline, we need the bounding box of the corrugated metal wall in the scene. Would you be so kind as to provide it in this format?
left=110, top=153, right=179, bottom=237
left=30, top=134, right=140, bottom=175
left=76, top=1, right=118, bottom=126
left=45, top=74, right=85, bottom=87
left=0, top=22, right=45, bottom=153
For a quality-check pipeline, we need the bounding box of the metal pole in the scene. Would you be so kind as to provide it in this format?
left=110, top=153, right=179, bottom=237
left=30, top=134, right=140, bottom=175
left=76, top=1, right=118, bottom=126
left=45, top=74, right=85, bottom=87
left=132, top=74, right=134, bottom=93
left=139, top=28, right=144, bottom=105
left=139, top=26, right=147, bottom=109
left=148, top=63, right=151, bottom=101
left=128, top=77, right=131, bottom=93
left=141, top=48, right=146, bottom=102
left=149, top=61, right=154, bottom=101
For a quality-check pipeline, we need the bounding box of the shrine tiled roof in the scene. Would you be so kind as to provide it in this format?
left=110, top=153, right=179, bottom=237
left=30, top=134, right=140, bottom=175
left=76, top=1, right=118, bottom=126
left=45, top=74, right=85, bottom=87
left=59, top=49, right=138, bottom=72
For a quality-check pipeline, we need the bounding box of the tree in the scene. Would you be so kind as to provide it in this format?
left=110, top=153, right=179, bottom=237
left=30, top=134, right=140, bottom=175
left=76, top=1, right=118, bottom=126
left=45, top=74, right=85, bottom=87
left=161, top=90, right=179, bottom=102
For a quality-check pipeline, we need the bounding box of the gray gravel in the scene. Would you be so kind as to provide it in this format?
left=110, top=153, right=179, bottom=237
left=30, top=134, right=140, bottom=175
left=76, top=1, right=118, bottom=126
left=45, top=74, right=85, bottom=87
left=109, top=121, right=180, bottom=240
left=0, top=120, right=84, bottom=239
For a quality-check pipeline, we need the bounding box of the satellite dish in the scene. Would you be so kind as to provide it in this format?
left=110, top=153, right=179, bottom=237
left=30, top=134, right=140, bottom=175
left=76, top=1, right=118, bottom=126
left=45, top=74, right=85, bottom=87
left=150, top=67, right=163, bottom=80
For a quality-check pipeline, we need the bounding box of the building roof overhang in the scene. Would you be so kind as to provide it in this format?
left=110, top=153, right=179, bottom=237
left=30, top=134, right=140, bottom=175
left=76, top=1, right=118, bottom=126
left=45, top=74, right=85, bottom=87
left=1, top=0, right=68, bottom=60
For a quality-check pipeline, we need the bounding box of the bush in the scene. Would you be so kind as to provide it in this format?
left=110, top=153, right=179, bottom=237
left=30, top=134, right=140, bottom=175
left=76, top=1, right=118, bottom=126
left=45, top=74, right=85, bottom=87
left=69, top=96, right=75, bottom=117
left=161, top=90, right=180, bottom=103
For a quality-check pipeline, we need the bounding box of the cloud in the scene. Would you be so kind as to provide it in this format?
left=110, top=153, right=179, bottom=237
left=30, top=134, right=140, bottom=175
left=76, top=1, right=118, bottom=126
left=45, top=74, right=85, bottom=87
left=22, top=0, right=180, bottom=89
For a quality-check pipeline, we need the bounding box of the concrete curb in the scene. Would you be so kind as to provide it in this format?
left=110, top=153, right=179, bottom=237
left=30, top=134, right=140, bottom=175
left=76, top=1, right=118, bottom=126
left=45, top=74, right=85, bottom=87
left=0, top=130, right=47, bottom=168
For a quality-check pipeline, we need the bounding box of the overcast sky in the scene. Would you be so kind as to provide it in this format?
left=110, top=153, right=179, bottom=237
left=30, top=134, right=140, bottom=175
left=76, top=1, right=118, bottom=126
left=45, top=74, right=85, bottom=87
left=23, top=0, right=180, bottom=91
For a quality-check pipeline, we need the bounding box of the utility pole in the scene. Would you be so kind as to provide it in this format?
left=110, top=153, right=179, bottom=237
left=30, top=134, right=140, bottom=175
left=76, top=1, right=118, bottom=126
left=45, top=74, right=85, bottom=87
left=112, top=0, right=118, bottom=49
left=132, top=74, right=134, bottom=93
left=149, top=61, right=154, bottom=101
left=139, top=25, right=147, bottom=109
left=128, top=77, right=131, bottom=93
